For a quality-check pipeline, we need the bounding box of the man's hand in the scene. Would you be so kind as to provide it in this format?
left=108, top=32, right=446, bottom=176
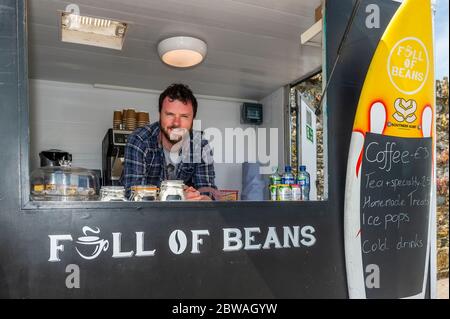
left=183, top=186, right=212, bottom=201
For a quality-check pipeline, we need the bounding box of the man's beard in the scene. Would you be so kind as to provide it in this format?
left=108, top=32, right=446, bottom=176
left=160, top=122, right=191, bottom=145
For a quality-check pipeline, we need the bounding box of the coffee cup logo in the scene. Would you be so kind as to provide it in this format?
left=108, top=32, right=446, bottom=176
left=75, top=226, right=109, bottom=260
left=393, top=98, right=417, bottom=123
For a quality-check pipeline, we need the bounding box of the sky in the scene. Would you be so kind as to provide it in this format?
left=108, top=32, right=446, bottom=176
left=435, top=0, right=449, bottom=80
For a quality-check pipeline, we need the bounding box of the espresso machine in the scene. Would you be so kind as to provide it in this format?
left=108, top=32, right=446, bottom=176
left=102, top=129, right=133, bottom=186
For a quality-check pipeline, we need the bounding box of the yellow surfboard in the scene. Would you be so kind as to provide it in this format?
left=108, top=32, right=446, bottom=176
left=352, top=0, right=434, bottom=161
left=344, top=0, right=434, bottom=298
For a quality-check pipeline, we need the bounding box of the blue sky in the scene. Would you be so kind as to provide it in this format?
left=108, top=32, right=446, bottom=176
left=435, top=0, right=449, bottom=79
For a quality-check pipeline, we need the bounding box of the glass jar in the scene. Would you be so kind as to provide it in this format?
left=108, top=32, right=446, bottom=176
left=30, top=165, right=100, bottom=201
left=130, top=185, right=159, bottom=201
left=159, top=180, right=185, bottom=201
left=99, top=186, right=126, bottom=201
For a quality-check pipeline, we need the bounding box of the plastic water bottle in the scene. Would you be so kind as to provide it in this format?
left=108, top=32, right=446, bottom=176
left=282, top=165, right=295, bottom=185
left=269, top=166, right=281, bottom=185
left=268, top=166, right=281, bottom=201
left=297, top=165, right=310, bottom=200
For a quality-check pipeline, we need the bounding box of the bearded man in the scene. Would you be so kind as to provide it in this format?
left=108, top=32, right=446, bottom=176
left=121, top=83, right=217, bottom=200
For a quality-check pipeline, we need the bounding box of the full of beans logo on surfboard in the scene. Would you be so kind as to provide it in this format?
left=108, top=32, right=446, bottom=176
left=344, top=0, right=434, bottom=299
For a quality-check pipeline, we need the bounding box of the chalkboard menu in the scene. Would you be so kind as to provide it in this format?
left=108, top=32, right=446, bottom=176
left=361, top=133, right=432, bottom=298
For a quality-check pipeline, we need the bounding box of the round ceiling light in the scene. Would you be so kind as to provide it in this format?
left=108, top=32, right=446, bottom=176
left=157, top=36, right=207, bottom=68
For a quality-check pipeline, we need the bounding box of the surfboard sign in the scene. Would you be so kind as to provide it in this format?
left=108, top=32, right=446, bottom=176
left=344, top=0, right=435, bottom=298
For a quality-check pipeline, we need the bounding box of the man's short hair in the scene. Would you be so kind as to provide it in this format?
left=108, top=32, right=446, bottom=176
left=159, top=83, right=198, bottom=117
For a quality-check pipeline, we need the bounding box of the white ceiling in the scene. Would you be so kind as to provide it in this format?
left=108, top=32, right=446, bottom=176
left=28, top=0, right=322, bottom=101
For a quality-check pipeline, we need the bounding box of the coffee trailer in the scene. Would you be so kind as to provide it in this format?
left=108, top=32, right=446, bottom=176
left=0, top=0, right=437, bottom=298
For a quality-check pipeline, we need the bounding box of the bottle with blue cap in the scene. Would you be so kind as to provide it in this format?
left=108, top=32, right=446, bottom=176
left=297, top=165, right=310, bottom=200
left=281, top=165, right=295, bottom=185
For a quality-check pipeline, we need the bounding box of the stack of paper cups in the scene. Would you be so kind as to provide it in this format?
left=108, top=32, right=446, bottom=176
left=125, top=108, right=136, bottom=131
left=137, top=112, right=150, bottom=128
left=113, top=110, right=122, bottom=130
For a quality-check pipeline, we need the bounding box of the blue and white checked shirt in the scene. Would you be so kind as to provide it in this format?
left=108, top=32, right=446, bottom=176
left=121, top=122, right=217, bottom=197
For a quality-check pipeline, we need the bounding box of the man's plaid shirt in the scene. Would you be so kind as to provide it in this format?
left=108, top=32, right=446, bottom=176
left=120, top=122, right=217, bottom=196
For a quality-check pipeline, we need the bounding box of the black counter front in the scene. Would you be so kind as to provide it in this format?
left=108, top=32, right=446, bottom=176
left=3, top=201, right=344, bottom=298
